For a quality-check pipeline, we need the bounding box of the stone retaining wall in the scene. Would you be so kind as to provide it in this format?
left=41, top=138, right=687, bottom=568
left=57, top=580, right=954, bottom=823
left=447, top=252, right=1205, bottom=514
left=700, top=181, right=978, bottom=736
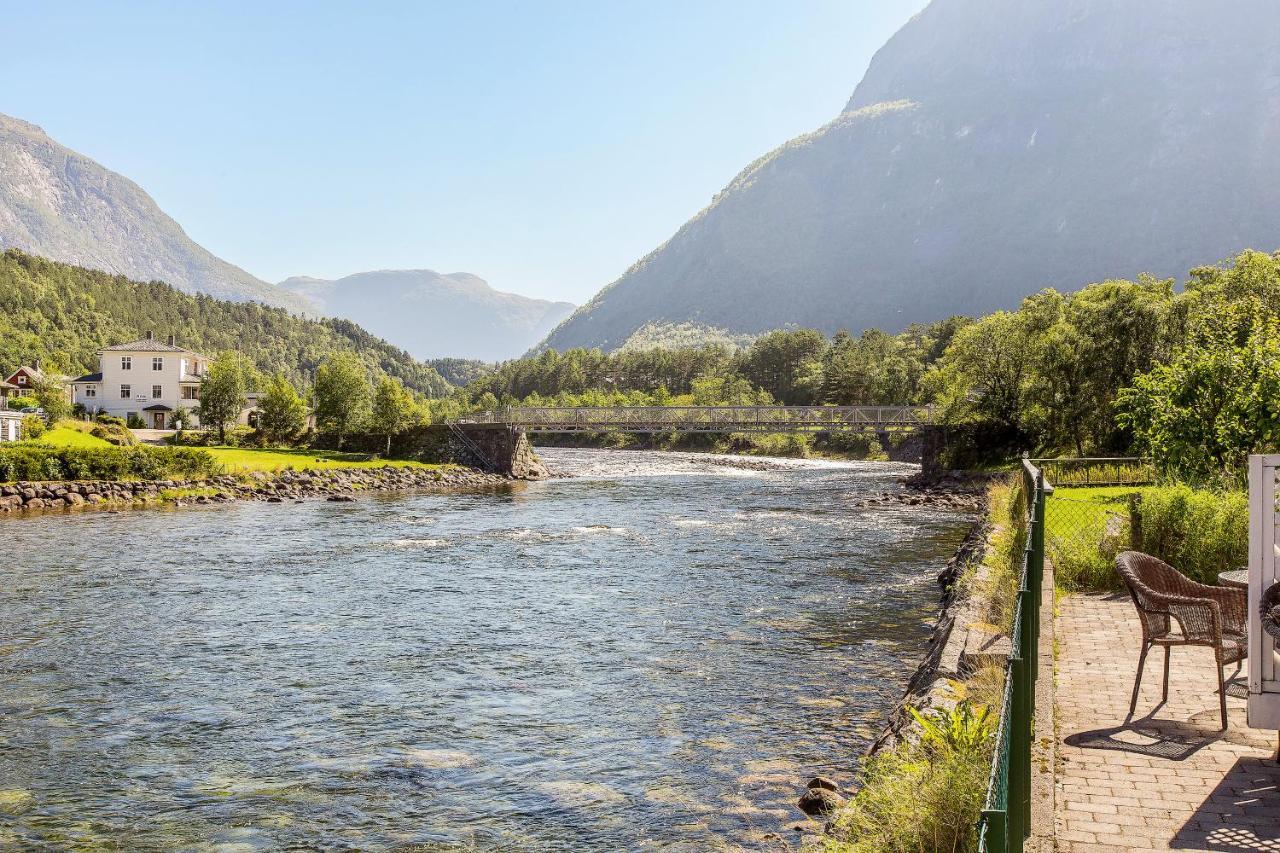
left=0, top=465, right=512, bottom=514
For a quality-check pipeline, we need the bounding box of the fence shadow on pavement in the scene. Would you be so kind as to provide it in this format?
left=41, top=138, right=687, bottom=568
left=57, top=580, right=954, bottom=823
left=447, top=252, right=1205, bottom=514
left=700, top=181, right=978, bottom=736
left=1170, top=756, right=1280, bottom=851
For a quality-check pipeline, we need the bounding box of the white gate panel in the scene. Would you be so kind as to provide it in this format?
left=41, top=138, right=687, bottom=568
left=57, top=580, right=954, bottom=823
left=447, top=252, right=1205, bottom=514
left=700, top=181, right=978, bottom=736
left=1247, top=454, right=1280, bottom=728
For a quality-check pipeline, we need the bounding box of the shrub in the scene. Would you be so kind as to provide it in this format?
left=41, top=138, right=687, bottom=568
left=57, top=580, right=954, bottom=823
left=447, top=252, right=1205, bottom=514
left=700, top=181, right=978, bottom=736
left=1136, top=485, right=1247, bottom=584
left=0, top=444, right=221, bottom=483
left=7, top=395, right=37, bottom=412
left=20, top=415, right=46, bottom=440
left=126, top=413, right=146, bottom=429
left=818, top=701, right=994, bottom=853
left=95, top=414, right=126, bottom=427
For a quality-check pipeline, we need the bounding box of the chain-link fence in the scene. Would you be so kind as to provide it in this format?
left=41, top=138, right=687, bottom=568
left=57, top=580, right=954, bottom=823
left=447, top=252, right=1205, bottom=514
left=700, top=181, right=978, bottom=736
left=1031, top=458, right=1154, bottom=590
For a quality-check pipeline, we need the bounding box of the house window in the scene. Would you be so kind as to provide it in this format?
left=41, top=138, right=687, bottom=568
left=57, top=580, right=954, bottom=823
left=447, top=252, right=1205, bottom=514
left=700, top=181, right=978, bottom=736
left=121, top=356, right=132, bottom=371
left=120, top=384, right=131, bottom=399
left=152, top=385, right=163, bottom=399
left=182, top=386, right=199, bottom=400
left=84, top=387, right=97, bottom=398
left=152, top=357, right=163, bottom=371
left=16, top=375, right=26, bottom=385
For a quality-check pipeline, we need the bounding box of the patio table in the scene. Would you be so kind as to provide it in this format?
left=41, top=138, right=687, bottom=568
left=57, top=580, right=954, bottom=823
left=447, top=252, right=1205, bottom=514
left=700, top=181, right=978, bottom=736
left=1218, top=569, right=1248, bottom=589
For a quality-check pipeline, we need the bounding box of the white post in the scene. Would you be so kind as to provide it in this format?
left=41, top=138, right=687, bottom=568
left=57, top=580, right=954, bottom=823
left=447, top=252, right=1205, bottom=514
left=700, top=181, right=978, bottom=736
left=1247, top=454, right=1280, bottom=729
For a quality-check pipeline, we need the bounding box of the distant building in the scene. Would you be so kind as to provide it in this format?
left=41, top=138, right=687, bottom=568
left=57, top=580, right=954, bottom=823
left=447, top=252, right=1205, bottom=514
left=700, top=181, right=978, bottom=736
left=0, top=380, right=21, bottom=441
left=70, top=332, right=208, bottom=429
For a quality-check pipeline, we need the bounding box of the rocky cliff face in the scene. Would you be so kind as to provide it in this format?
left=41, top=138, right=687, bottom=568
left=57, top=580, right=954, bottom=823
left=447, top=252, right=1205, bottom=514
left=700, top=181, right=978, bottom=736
left=0, top=114, right=307, bottom=311
left=541, top=0, right=1280, bottom=351
left=280, top=269, right=575, bottom=361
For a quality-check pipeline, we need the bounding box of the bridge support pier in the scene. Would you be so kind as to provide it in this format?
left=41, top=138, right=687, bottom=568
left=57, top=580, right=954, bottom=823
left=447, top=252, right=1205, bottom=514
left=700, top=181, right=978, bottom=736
left=919, top=426, right=945, bottom=481
left=451, top=424, right=549, bottom=479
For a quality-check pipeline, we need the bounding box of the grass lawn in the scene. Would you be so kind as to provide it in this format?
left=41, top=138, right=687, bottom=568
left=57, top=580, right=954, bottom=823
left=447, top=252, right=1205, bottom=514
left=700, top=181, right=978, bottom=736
left=1046, top=485, right=1151, bottom=590
left=36, top=425, right=113, bottom=449
left=199, top=445, right=446, bottom=474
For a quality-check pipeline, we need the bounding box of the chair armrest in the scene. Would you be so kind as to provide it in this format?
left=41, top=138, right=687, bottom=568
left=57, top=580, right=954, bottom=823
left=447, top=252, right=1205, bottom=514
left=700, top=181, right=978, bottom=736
left=1195, top=584, right=1248, bottom=634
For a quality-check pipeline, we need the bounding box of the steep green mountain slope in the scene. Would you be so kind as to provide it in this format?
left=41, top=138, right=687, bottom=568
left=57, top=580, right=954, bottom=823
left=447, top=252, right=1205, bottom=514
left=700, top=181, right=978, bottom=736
left=280, top=270, right=575, bottom=361
left=0, top=250, right=449, bottom=396
left=541, top=0, right=1280, bottom=351
left=0, top=114, right=307, bottom=312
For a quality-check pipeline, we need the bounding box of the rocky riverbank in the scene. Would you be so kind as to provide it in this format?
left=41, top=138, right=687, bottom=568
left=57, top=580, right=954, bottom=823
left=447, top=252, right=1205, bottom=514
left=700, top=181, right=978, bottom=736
left=791, top=493, right=995, bottom=827
left=0, top=465, right=512, bottom=515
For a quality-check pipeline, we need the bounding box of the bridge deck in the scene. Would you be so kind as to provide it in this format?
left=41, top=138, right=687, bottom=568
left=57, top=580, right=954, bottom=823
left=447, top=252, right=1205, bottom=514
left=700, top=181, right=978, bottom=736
left=453, top=405, right=933, bottom=434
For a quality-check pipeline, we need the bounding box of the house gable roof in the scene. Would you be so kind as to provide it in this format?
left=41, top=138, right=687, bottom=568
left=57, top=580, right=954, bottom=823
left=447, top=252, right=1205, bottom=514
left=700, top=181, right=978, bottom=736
left=102, top=339, right=197, bottom=354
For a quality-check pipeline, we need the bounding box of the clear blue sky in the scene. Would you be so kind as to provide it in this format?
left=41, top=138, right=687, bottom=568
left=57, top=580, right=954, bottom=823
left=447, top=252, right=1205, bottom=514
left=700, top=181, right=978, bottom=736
left=2, top=1, right=925, bottom=304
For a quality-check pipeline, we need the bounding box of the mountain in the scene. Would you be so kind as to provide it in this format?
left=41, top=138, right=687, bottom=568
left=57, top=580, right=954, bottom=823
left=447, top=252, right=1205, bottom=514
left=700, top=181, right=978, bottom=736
left=279, top=270, right=575, bottom=362
left=0, top=250, right=450, bottom=397
left=541, top=0, right=1280, bottom=352
left=0, top=114, right=307, bottom=312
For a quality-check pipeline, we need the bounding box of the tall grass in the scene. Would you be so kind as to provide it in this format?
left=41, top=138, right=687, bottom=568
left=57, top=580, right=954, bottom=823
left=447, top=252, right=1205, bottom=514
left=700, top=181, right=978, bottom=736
left=1136, top=485, right=1247, bottom=584
left=815, top=702, right=993, bottom=853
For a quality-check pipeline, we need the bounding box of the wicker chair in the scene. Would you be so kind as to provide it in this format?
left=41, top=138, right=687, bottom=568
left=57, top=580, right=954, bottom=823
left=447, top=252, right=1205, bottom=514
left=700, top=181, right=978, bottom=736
left=1262, top=581, right=1280, bottom=642
left=1116, top=551, right=1247, bottom=729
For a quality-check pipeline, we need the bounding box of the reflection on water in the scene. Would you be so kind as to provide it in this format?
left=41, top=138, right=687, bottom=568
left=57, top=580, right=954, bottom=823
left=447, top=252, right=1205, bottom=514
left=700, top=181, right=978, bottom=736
left=0, top=448, right=970, bottom=850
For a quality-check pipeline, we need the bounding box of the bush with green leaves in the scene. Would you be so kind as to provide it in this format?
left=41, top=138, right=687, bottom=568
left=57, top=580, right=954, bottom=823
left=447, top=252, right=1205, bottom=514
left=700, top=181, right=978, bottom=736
left=0, top=444, right=221, bottom=483
left=1135, top=485, right=1247, bottom=584
left=817, top=701, right=994, bottom=853
left=20, top=415, right=45, bottom=440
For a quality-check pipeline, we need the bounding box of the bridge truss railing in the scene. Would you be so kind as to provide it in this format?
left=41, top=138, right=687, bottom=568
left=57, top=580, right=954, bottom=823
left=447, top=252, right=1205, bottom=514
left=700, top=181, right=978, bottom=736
left=454, top=405, right=933, bottom=434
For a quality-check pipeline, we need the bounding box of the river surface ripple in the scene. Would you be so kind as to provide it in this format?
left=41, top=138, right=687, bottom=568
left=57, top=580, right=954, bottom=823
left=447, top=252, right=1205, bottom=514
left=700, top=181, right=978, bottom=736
left=0, top=448, right=971, bottom=851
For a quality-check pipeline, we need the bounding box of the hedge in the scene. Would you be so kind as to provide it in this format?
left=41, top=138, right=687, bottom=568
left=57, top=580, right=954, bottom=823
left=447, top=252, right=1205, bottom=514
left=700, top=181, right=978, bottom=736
left=1135, top=485, right=1248, bottom=585
left=0, top=444, right=222, bottom=483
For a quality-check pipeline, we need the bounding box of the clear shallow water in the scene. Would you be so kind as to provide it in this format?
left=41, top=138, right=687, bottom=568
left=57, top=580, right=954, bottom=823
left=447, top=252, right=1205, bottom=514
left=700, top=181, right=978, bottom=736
left=0, top=448, right=970, bottom=851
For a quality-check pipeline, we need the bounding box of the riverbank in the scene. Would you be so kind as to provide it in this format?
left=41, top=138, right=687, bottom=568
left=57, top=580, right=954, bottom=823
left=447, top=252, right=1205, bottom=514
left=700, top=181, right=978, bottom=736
left=803, top=479, right=1009, bottom=850
left=0, top=464, right=512, bottom=514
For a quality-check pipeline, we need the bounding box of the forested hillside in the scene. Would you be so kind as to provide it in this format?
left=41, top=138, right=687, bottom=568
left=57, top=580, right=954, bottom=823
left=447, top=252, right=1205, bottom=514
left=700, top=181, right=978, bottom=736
left=0, top=251, right=449, bottom=396
left=471, top=248, right=1280, bottom=478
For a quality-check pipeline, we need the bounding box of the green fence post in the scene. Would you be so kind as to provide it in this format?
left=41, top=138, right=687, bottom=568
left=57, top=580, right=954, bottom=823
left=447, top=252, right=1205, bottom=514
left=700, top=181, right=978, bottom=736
left=982, top=810, right=1008, bottom=853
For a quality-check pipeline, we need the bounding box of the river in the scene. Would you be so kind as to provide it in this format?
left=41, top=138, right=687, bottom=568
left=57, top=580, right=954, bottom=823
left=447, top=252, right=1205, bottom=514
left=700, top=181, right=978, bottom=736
left=0, top=448, right=971, bottom=851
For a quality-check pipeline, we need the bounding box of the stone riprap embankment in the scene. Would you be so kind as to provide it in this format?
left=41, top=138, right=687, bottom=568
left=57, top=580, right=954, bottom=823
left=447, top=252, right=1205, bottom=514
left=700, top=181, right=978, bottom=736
left=0, top=466, right=511, bottom=514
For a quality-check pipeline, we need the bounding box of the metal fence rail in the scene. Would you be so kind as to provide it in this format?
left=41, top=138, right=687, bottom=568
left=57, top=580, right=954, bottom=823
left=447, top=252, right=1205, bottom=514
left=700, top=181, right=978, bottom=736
left=454, top=405, right=934, bottom=434
left=978, top=460, right=1045, bottom=853
left=1028, top=456, right=1155, bottom=487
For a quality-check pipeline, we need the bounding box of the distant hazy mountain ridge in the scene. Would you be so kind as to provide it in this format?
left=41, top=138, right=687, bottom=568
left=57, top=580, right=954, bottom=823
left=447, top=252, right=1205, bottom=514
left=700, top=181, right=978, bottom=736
left=280, top=269, right=575, bottom=362
left=540, top=0, right=1280, bottom=352
left=0, top=114, right=307, bottom=312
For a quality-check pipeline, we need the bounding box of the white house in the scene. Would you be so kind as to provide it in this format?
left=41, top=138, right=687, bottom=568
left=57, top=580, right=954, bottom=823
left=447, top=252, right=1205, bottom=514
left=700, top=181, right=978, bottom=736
left=70, top=333, right=208, bottom=429
left=0, top=381, right=21, bottom=441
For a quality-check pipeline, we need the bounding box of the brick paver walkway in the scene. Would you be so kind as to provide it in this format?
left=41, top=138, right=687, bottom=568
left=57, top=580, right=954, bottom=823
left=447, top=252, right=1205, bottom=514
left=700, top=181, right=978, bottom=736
left=1055, top=593, right=1280, bottom=852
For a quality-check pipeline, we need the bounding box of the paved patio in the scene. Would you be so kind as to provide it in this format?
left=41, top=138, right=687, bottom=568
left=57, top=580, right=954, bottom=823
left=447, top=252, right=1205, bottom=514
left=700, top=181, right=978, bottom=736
left=1055, top=593, right=1280, bottom=852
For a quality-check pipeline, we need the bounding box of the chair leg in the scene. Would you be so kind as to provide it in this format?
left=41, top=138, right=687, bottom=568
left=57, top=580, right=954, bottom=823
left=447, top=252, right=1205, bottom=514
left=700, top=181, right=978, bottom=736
left=1128, top=643, right=1150, bottom=720
left=1217, top=661, right=1228, bottom=731
left=1162, top=646, right=1171, bottom=703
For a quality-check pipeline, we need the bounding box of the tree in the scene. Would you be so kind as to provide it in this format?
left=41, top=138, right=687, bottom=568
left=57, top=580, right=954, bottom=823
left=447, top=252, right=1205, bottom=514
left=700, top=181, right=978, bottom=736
left=313, top=352, right=370, bottom=448
left=257, top=374, right=308, bottom=445
left=1117, top=301, right=1280, bottom=480
left=197, top=352, right=256, bottom=443
left=30, top=374, right=71, bottom=423
left=370, top=377, right=420, bottom=454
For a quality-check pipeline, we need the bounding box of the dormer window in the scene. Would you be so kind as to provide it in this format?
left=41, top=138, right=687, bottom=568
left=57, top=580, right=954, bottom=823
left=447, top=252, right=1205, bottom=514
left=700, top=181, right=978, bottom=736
left=153, top=357, right=164, bottom=371
left=121, top=356, right=132, bottom=371
left=16, top=376, right=25, bottom=385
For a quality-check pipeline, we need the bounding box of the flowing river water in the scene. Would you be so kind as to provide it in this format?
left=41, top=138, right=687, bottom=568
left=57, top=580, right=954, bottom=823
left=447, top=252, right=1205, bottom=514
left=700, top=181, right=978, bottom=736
left=0, top=448, right=971, bottom=851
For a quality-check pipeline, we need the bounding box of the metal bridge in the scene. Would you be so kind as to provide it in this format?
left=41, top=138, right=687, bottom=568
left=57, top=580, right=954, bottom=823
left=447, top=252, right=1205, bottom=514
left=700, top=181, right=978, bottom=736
left=452, top=405, right=934, bottom=434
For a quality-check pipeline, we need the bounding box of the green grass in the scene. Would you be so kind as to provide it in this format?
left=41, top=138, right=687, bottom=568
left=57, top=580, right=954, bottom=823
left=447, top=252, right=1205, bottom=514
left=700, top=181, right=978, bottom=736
left=36, top=425, right=113, bottom=449
left=1045, top=486, right=1142, bottom=590
left=199, top=445, right=446, bottom=474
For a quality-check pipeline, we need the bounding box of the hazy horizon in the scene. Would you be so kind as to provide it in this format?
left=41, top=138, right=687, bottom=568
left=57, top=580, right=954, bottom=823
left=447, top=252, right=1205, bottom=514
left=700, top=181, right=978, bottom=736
left=1, top=0, right=925, bottom=304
